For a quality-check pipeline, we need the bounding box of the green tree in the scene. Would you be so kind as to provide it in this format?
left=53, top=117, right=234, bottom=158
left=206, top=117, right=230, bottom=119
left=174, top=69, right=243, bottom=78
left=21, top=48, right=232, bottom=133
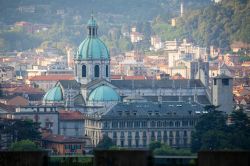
left=149, top=141, right=162, bottom=151
left=191, top=109, right=250, bottom=152
left=96, top=135, right=115, bottom=149
left=191, top=110, right=228, bottom=152
left=10, top=139, right=41, bottom=151
left=228, top=110, right=250, bottom=149
left=3, top=119, right=41, bottom=143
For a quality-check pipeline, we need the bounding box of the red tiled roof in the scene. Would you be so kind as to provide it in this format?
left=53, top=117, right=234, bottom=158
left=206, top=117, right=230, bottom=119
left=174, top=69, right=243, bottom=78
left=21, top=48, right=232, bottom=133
left=124, top=75, right=146, bottom=80
left=111, top=75, right=123, bottom=80
left=10, top=85, right=43, bottom=94
left=58, top=110, right=83, bottom=120
left=171, top=74, right=185, bottom=80
left=42, top=134, right=85, bottom=143
left=29, top=75, right=74, bottom=81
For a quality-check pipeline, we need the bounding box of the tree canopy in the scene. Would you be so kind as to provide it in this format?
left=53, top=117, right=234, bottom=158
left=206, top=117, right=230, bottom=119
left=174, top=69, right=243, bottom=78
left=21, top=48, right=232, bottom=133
left=1, top=119, right=41, bottom=144
left=96, top=135, right=115, bottom=150
left=191, top=110, right=250, bottom=152
left=10, top=139, right=41, bottom=151
left=149, top=141, right=192, bottom=156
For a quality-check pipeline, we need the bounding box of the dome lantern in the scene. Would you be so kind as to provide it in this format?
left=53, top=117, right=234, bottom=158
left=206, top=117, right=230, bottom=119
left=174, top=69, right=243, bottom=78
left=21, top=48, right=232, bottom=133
left=87, top=15, right=98, bottom=37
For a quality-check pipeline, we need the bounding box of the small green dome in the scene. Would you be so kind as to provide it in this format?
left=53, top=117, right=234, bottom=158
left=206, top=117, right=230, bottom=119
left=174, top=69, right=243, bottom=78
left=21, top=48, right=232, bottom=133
left=76, top=37, right=109, bottom=60
left=43, top=86, right=63, bottom=102
left=88, top=85, right=120, bottom=102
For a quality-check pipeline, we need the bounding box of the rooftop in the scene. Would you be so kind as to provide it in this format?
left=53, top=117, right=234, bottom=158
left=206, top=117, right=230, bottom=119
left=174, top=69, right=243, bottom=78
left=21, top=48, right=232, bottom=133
left=29, top=75, right=74, bottom=81
left=100, top=101, right=206, bottom=119
left=42, top=134, right=87, bottom=143
left=58, top=110, right=83, bottom=121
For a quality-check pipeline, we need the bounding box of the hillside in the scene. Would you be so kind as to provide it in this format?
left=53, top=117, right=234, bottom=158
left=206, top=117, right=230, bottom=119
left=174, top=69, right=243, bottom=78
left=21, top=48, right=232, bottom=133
left=168, top=0, right=249, bottom=50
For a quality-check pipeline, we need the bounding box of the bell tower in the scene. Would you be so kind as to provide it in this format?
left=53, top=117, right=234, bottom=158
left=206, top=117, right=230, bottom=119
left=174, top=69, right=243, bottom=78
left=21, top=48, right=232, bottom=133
left=212, top=73, right=233, bottom=114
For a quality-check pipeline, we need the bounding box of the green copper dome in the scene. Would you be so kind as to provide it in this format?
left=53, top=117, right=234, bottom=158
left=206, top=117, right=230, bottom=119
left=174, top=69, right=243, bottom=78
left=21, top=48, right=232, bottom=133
left=75, top=17, right=110, bottom=60
left=76, top=38, right=109, bottom=60
left=43, top=86, right=63, bottom=102
left=88, top=85, right=120, bottom=102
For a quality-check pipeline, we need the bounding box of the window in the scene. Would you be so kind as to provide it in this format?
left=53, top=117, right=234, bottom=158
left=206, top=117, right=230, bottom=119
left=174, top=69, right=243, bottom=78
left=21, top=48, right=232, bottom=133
left=184, top=138, right=188, bottom=146
left=189, top=120, right=194, bottom=126
left=150, top=121, right=155, bottom=127
left=169, top=139, right=173, bottom=146
left=112, top=121, right=118, bottom=128
left=128, top=139, right=132, bottom=147
left=135, top=139, right=139, bottom=147
left=120, top=131, right=125, bottom=138
left=175, top=121, right=180, bottom=127
left=222, top=79, right=229, bottom=86
left=113, top=131, right=117, bottom=139
left=134, top=121, right=140, bottom=128
left=77, top=145, right=81, bottom=149
left=184, top=131, right=187, bottom=137
left=143, top=139, right=147, bottom=147
left=94, top=65, right=100, bottom=77
left=120, top=140, right=124, bottom=147
left=182, top=121, right=188, bottom=126
left=169, top=131, right=173, bottom=137
left=106, top=65, right=109, bottom=77
left=119, top=121, right=125, bottom=128
left=151, top=131, right=155, bottom=141
left=142, top=121, right=147, bottom=127
left=82, top=65, right=86, bottom=77
left=157, top=121, right=162, bottom=127
left=65, top=145, right=70, bottom=149
left=127, top=121, right=133, bottom=128
left=104, top=121, right=109, bottom=129
left=128, top=131, right=132, bottom=138
left=157, top=131, right=161, bottom=142
left=176, top=131, right=180, bottom=137
left=163, top=131, right=168, bottom=143
left=214, top=79, right=217, bottom=85
left=135, top=131, right=140, bottom=138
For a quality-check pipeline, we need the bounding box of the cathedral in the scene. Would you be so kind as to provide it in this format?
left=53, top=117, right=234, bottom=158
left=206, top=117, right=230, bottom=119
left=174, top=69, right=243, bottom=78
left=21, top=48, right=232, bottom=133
left=42, top=17, right=233, bottom=148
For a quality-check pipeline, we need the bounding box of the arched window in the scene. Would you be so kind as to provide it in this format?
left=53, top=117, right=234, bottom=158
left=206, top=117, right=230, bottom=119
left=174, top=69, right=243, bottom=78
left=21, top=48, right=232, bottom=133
left=82, top=65, right=86, bottom=77
left=106, top=65, right=109, bottom=77
left=94, top=65, right=99, bottom=77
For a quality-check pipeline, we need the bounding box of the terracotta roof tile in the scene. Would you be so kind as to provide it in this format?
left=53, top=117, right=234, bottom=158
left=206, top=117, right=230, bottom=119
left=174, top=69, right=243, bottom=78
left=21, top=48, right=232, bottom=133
left=58, top=110, right=83, bottom=120
left=124, top=75, right=146, bottom=80
left=11, top=85, right=43, bottom=94
left=29, top=75, right=74, bottom=81
left=42, top=134, right=86, bottom=143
